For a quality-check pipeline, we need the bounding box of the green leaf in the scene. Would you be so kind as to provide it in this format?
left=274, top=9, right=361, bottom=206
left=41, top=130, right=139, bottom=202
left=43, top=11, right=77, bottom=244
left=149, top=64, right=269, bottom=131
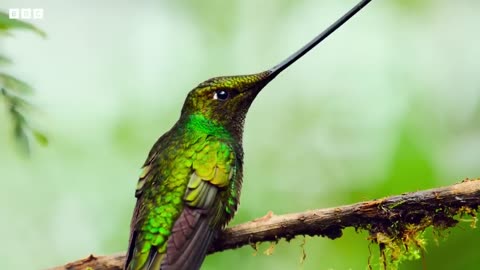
left=32, top=130, right=48, bottom=146
left=13, top=122, right=30, bottom=154
left=0, top=55, right=12, bottom=65
left=0, top=73, right=33, bottom=94
left=8, top=94, right=33, bottom=110
left=9, top=106, right=27, bottom=128
left=0, top=11, right=46, bottom=38
left=0, top=12, right=48, bottom=154
left=1, top=88, right=33, bottom=111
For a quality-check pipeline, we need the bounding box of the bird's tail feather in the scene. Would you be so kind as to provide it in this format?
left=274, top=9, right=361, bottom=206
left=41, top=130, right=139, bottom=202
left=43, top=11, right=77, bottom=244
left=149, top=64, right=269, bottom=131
left=126, top=207, right=216, bottom=270
left=161, top=207, right=215, bottom=270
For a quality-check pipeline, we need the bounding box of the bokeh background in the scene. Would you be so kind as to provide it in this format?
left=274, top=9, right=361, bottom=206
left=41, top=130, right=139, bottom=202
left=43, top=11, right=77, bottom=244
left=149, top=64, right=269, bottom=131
left=1, top=0, right=480, bottom=269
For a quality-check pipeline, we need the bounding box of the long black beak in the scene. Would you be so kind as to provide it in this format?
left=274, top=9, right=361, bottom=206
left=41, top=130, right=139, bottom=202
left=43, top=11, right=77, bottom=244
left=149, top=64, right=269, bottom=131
left=265, top=0, right=372, bottom=82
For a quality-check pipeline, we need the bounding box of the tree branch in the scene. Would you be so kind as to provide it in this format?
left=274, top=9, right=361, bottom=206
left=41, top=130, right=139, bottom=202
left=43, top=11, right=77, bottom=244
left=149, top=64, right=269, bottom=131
left=48, top=179, right=480, bottom=270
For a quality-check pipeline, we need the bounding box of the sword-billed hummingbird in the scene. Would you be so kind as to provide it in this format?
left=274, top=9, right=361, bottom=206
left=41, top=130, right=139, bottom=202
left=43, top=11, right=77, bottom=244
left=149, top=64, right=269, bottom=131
left=125, top=1, right=372, bottom=269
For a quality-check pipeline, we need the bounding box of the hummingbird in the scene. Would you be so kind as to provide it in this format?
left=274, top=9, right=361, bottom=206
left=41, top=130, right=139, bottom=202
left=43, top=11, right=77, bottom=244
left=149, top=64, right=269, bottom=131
left=125, top=0, right=371, bottom=269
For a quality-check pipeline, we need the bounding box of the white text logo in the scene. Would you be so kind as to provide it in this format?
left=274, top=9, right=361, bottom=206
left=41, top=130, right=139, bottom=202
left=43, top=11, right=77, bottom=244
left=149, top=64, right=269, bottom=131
left=8, top=8, right=44, bottom=20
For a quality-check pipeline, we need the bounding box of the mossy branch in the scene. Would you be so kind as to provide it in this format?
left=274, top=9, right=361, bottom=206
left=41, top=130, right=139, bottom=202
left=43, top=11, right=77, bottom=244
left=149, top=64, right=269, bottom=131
left=48, top=179, right=480, bottom=270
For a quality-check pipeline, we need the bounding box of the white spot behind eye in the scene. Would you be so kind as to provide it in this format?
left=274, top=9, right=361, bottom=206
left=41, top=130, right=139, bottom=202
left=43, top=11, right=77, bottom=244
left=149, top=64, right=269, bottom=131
left=213, top=92, right=219, bottom=100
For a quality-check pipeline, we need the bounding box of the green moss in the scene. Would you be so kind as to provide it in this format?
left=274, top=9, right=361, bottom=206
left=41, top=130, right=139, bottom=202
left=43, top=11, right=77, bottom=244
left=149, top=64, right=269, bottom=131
left=365, top=206, right=478, bottom=270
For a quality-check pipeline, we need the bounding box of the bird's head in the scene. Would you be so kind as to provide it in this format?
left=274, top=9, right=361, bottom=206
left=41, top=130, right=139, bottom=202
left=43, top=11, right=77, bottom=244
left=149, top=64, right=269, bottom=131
left=180, top=71, right=274, bottom=135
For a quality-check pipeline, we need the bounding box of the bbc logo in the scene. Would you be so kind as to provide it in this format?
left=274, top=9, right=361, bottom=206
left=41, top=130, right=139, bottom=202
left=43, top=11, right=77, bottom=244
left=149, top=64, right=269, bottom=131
left=8, top=8, right=44, bottom=20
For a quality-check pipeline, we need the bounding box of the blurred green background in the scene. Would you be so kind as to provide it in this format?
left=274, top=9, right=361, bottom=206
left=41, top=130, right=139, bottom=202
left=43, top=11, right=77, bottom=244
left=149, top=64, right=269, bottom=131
left=1, top=0, right=480, bottom=269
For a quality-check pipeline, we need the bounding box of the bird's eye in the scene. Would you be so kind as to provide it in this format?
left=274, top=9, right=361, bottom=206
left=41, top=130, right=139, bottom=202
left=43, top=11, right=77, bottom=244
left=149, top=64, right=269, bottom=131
left=213, top=90, right=229, bottom=101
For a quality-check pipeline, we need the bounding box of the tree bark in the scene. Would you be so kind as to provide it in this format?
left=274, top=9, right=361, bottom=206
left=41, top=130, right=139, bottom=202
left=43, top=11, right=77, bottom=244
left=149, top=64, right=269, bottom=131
left=48, top=179, right=480, bottom=270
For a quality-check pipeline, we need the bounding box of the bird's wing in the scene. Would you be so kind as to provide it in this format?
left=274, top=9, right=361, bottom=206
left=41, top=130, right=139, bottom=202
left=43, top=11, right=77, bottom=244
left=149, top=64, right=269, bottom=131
left=161, top=143, right=235, bottom=270
left=125, top=139, right=236, bottom=270
left=159, top=141, right=235, bottom=270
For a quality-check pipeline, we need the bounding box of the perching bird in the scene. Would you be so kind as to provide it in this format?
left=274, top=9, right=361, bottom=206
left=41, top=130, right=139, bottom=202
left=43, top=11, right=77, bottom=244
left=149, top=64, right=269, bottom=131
left=125, top=1, right=371, bottom=269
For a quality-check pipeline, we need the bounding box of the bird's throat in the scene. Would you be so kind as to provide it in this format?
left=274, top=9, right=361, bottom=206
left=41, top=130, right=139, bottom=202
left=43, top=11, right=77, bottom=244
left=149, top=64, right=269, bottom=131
left=184, top=114, right=235, bottom=140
